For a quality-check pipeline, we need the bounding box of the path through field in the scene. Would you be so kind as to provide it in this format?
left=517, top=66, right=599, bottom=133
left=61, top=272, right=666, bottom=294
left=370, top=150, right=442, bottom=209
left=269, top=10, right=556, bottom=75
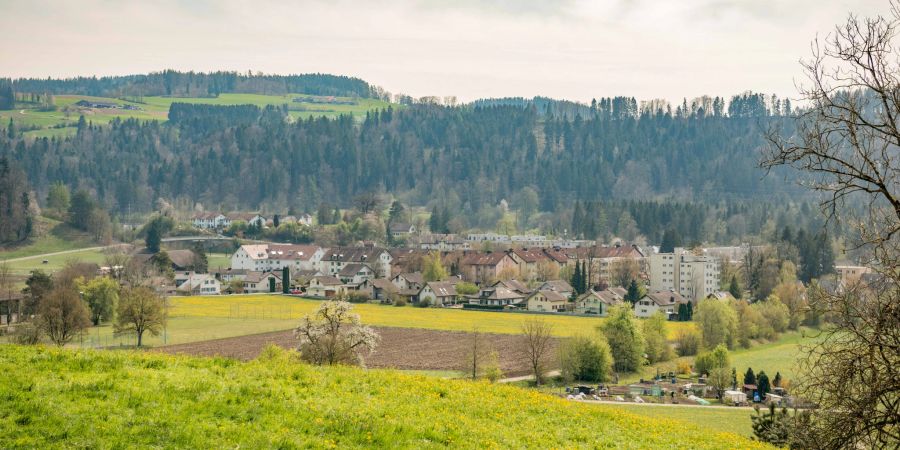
left=0, top=243, right=128, bottom=263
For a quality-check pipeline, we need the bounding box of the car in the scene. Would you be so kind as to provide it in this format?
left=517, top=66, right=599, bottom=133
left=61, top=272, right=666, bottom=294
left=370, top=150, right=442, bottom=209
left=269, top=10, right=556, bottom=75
left=290, top=289, right=304, bottom=295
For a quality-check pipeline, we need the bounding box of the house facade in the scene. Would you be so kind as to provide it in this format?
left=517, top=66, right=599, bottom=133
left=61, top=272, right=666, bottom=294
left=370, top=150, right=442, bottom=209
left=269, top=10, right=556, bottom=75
left=649, top=250, right=719, bottom=301
left=460, top=252, right=518, bottom=283
left=574, top=289, right=623, bottom=316
left=191, top=212, right=229, bottom=229
left=307, top=276, right=345, bottom=298
left=231, top=244, right=324, bottom=273
left=419, top=281, right=458, bottom=306
left=526, top=289, right=569, bottom=312
left=320, top=246, right=392, bottom=278
left=634, top=290, right=689, bottom=318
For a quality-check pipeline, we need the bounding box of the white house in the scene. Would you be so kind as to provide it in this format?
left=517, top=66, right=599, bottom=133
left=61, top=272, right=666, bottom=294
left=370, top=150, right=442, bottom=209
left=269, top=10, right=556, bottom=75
left=191, top=212, right=229, bottom=230
left=574, top=289, right=624, bottom=316
left=319, top=245, right=392, bottom=278
left=526, top=289, right=569, bottom=312
left=338, top=263, right=375, bottom=287
left=307, top=276, right=344, bottom=298
left=175, top=272, right=221, bottom=295
left=242, top=271, right=282, bottom=293
left=634, top=290, right=689, bottom=318
left=231, top=244, right=324, bottom=273
left=419, top=281, right=458, bottom=306
left=226, top=212, right=266, bottom=227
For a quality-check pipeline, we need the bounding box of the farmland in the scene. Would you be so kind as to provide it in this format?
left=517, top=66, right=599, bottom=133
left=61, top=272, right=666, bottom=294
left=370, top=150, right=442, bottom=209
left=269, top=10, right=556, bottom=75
left=1, top=93, right=395, bottom=138
left=156, top=326, right=559, bottom=377
left=0, top=345, right=772, bottom=448
left=168, top=294, right=698, bottom=338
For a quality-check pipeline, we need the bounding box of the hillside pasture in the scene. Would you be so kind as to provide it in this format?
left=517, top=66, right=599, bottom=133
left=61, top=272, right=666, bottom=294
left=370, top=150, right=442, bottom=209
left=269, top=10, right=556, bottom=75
left=0, top=345, right=771, bottom=448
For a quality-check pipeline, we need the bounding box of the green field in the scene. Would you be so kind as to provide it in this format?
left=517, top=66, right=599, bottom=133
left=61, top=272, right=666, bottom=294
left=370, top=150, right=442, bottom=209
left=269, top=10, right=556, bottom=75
left=600, top=403, right=756, bottom=437
left=206, top=253, right=231, bottom=271
left=2, top=93, right=396, bottom=138
left=0, top=345, right=771, bottom=448
left=169, top=294, right=698, bottom=339
left=618, top=329, right=815, bottom=386
left=0, top=218, right=98, bottom=260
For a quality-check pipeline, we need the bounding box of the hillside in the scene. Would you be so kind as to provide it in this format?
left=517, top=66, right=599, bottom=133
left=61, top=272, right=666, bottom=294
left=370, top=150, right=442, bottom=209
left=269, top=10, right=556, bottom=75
left=0, top=93, right=394, bottom=138
left=0, top=345, right=770, bottom=449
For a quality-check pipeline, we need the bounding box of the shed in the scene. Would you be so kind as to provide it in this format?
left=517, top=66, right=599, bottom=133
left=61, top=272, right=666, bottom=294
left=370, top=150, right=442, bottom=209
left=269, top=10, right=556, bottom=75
left=723, top=390, right=747, bottom=404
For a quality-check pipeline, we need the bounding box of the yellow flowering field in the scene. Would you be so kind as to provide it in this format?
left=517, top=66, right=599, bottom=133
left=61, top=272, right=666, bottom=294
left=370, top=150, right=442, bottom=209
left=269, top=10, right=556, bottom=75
left=170, top=294, right=696, bottom=339
left=0, top=345, right=770, bottom=449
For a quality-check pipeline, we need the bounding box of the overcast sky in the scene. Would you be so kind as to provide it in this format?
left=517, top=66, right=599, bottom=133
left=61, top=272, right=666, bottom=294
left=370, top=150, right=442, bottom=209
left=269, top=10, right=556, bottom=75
left=0, top=0, right=887, bottom=103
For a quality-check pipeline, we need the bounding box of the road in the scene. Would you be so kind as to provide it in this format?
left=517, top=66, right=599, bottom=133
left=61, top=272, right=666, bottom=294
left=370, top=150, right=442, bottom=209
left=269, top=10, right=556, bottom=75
left=0, top=243, right=130, bottom=263
left=574, top=399, right=757, bottom=410
left=499, top=370, right=561, bottom=383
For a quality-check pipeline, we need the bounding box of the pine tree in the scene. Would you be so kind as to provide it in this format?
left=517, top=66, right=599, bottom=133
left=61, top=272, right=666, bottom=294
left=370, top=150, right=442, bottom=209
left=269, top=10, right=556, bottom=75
left=757, top=371, right=771, bottom=398
left=773, top=372, right=782, bottom=388
left=751, top=404, right=791, bottom=447
left=580, top=261, right=588, bottom=292
left=282, top=266, right=290, bottom=293
left=571, top=262, right=582, bottom=295
left=728, top=275, right=742, bottom=299
left=744, top=367, right=756, bottom=386
left=626, top=279, right=641, bottom=304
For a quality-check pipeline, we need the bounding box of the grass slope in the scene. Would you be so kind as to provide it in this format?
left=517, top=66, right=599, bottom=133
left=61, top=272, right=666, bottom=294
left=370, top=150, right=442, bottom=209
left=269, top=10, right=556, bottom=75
left=600, top=403, right=756, bottom=437
left=170, top=294, right=697, bottom=339
left=0, top=345, right=770, bottom=449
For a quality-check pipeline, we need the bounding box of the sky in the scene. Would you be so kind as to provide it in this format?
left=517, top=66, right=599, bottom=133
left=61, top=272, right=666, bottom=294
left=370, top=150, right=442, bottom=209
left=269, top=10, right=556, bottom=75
left=0, top=0, right=888, bottom=103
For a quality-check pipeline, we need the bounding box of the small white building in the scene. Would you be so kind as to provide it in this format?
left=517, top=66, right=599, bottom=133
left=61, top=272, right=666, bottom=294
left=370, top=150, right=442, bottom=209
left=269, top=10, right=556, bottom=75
left=191, top=212, right=229, bottom=230
left=338, top=263, right=375, bottom=287
left=175, top=272, right=221, bottom=295
left=526, top=289, right=569, bottom=312
left=419, top=281, right=458, bottom=306
left=307, top=276, right=345, bottom=298
left=634, top=290, right=689, bottom=318
left=242, top=271, right=282, bottom=293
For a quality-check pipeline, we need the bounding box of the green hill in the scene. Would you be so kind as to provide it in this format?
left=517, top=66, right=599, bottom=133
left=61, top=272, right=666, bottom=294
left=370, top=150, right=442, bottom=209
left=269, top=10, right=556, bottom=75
left=0, top=345, right=770, bottom=449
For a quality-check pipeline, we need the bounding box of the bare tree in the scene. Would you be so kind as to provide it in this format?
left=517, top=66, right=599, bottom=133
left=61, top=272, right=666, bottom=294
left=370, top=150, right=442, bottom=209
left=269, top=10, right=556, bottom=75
left=353, top=192, right=381, bottom=215
left=519, top=319, right=555, bottom=386
left=763, top=5, right=900, bottom=447
left=461, top=326, right=489, bottom=380
left=37, top=288, right=92, bottom=346
left=295, top=300, right=379, bottom=366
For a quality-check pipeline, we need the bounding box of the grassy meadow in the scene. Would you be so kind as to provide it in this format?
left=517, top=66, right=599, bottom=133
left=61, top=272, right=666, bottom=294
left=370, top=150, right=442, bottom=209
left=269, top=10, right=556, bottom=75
left=168, top=294, right=698, bottom=339
left=2, top=93, right=395, bottom=138
left=599, top=403, right=757, bottom=437
left=0, top=345, right=772, bottom=449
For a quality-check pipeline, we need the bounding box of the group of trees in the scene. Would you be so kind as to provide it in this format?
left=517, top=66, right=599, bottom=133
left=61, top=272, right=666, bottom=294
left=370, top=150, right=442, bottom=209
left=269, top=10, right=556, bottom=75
left=9, top=70, right=378, bottom=99
left=0, top=82, right=15, bottom=110
left=10, top=259, right=168, bottom=347
left=0, top=156, right=34, bottom=244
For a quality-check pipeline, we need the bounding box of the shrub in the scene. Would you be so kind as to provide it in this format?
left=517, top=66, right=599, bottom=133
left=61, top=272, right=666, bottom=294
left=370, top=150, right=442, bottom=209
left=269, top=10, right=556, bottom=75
left=693, top=344, right=730, bottom=376
left=676, top=360, right=692, bottom=375
left=393, top=296, right=407, bottom=307
left=345, top=291, right=370, bottom=303
left=675, top=328, right=701, bottom=356
left=559, top=334, right=613, bottom=382
left=483, top=351, right=503, bottom=383
left=417, top=298, right=432, bottom=308
left=13, top=322, right=42, bottom=345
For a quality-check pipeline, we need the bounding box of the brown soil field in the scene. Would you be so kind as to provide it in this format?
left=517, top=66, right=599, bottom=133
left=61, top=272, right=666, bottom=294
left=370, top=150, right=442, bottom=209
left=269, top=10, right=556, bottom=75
left=155, top=326, right=560, bottom=377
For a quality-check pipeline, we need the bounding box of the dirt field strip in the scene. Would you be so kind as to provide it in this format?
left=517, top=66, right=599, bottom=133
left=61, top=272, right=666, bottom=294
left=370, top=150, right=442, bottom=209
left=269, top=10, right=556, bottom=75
left=154, top=326, right=561, bottom=377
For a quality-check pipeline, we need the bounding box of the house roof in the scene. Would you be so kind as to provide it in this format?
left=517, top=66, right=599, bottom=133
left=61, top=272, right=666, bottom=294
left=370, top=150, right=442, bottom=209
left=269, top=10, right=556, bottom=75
left=226, top=212, right=264, bottom=221
left=529, top=289, right=568, bottom=303
left=294, top=269, right=322, bottom=279
left=425, top=281, right=457, bottom=297
left=512, top=248, right=549, bottom=263
left=578, top=289, right=624, bottom=305
left=564, top=244, right=645, bottom=260
left=643, top=290, right=688, bottom=306
left=312, top=275, right=343, bottom=286
left=461, top=251, right=511, bottom=266
left=543, top=249, right=569, bottom=264
left=370, top=278, right=396, bottom=291
left=389, top=222, right=413, bottom=232
left=244, top=271, right=281, bottom=283
left=481, top=286, right=526, bottom=301
left=541, top=279, right=574, bottom=293
left=266, top=244, right=321, bottom=261
left=339, top=263, right=372, bottom=277
left=322, top=246, right=388, bottom=263
left=240, top=244, right=270, bottom=260
left=394, top=272, right=424, bottom=285
left=192, top=212, right=223, bottom=220
left=491, top=279, right=531, bottom=294
left=166, top=250, right=197, bottom=269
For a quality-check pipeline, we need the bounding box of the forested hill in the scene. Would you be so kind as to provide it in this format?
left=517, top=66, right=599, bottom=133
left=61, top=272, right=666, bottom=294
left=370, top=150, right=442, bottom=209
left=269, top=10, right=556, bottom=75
left=2, top=96, right=802, bottom=221
left=4, top=70, right=381, bottom=99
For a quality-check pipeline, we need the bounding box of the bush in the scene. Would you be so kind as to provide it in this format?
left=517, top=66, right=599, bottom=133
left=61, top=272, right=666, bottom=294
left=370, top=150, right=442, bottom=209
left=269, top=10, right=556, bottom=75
left=675, top=328, right=701, bottom=356
left=393, top=296, right=407, bottom=307
left=693, top=344, right=730, bottom=376
left=676, top=361, right=692, bottom=375
left=484, top=351, right=503, bottom=383
left=417, top=298, right=432, bottom=308
left=559, top=334, right=613, bottom=382
left=13, top=323, right=42, bottom=345
left=345, top=291, right=370, bottom=303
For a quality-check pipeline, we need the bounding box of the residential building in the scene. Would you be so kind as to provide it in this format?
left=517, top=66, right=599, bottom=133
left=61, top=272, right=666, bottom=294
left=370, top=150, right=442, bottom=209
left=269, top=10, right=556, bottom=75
left=389, top=222, right=417, bottom=238
left=191, top=212, right=229, bottom=229
left=538, top=279, right=575, bottom=298
left=459, top=251, right=518, bottom=283
left=174, top=272, right=221, bottom=295
left=649, top=250, right=720, bottom=301
left=242, top=271, right=282, bottom=293
left=634, top=290, right=689, bottom=318
left=307, top=276, right=344, bottom=298
left=470, top=286, right=526, bottom=307
left=562, top=244, right=647, bottom=286
left=574, top=289, right=624, bottom=316
left=419, top=281, right=458, bottom=306
left=369, top=278, right=397, bottom=302
left=413, top=234, right=471, bottom=251
left=490, top=279, right=532, bottom=296
left=391, top=272, right=425, bottom=291
left=231, top=244, right=324, bottom=273
left=526, top=289, right=569, bottom=312
left=320, top=245, right=392, bottom=278
left=226, top=212, right=266, bottom=227
left=338, top=263, right=375, bottom=287
left=835, top=265, right=872, bottom=284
